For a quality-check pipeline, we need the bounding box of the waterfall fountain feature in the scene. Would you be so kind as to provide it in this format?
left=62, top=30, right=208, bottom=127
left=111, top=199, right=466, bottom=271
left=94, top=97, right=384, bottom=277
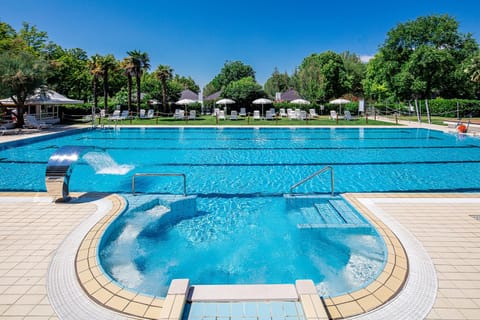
left=45, top=146, right=133, bottom=201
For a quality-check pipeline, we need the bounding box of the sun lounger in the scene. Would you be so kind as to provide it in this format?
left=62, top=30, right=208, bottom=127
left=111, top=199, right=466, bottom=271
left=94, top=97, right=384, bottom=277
left=253, top=110, right=261, bottom=120
left=230, top=110, right=238, bottom=120
left=344, top=110, right=357, bottom=121
left=1, top=126, right=21, bottom=135
left=330, top=110, right=343, bottom=120
left=279, top=108, right=287, bottom=117
left=23, top=115, right=51, bottom=129
left=265, top=110, right=274, bottom=120
left=189, top=110, right=196, bottom=120
left=218, top=110, right=226, bottom=120
left=239, top=108, right=246, bottom=117
left=309, top=109, right=319, bottom=118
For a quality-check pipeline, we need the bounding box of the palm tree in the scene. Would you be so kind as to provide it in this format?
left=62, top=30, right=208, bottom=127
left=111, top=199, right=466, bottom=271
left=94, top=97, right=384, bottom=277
left=88, top=54, right=102, bottom=116
left=154, top=65, right=173, bottom=113
left=121, top=57, right=135, bottom=115
left=126, top=50, right=150, bottom=115
left=98, top=54, right=117, bottom=115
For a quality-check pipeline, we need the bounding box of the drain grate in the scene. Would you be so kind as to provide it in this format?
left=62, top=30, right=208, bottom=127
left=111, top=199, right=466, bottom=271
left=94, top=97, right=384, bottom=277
left=469, top=215, right=480, bottom=221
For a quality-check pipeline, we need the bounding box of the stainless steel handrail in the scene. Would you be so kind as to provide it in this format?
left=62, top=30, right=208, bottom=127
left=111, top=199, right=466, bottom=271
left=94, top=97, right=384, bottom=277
left=290, top=166, right=334, bottom=195
left=132, top=173, right=187, bottom=196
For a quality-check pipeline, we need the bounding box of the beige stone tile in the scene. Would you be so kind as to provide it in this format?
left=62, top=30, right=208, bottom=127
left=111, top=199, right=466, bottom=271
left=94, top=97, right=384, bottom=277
left=105, top=295, right=130, bottom=311
left=3, top=304, right=35, bottom=316
left=15, top=295, right=45, bottom=305
left=336, top=301, right=364, bottom=318
left=123, top=301, right=148, bottom=317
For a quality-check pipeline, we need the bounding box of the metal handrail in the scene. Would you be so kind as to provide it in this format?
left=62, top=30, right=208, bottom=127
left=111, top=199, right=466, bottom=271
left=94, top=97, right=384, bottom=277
left=132, top=173, right=187, bottom=196
left=290, top=166, right=334, bottom=195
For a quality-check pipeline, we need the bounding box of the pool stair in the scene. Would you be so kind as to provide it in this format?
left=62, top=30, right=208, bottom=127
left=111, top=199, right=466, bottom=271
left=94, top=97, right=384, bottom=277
left=284, top=194, right=371, bottom=230
left=161, top=279, right=328, bottom=320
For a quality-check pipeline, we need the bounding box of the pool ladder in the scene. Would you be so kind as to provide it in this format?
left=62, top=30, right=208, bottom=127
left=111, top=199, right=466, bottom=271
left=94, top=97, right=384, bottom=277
left=290, top=166, right=335, bottom=196
left=132, top=173, right=187, bottom=196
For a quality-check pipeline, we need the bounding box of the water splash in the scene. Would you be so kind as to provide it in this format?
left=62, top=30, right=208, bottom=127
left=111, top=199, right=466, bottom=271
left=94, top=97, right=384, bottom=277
left=83, top=152, right=134, bottom=175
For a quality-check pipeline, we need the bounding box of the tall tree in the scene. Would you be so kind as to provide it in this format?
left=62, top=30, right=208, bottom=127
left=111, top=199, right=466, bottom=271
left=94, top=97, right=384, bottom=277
left=18, top=22, right=48, bottom=56
left=341, top=51, right=366, bottom=97
left=121, top=57, right=135, bottom=114
left=295, top=51, right=348, bottom=103
left=154, top=65, right=173, bottom=113
left=222, top=76, right=264, bottom=108
left=98, top=54, right=117, bottom=112
left=375, top=14, right=478, bottom=100
left=203, top=60, right=255, bottom=96
left=126, top=50, right=150, bottom=115
left=88, top=54, right=102, bottom=114
left=0, top=51, right=49, bottom=126
left=264, top=67, right=291, bottom=98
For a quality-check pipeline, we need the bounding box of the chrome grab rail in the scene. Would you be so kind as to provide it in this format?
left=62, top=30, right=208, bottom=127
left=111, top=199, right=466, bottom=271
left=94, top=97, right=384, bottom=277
left=132, top=173, right=187, bottom=196
left=290, top=166, right=334, bottom=196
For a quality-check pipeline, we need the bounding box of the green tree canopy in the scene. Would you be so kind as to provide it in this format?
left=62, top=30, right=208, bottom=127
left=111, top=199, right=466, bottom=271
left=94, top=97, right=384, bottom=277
left=295, top=51, right=348, bottom=103
left=264, top=67, right=291, bottom=99
left=0, top=51, right=49, bottom=125
left=372, top=14, right=479, bottom=100
left=203, top=60, right=255, bottom=96
left=221, top=76, right=264, bottom=108
left=341, top=51, right=366, bottom=97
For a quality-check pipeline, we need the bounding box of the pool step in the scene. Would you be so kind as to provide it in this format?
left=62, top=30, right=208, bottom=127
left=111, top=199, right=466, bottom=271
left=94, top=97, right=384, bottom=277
left=297, top=200, right=370, bottom=230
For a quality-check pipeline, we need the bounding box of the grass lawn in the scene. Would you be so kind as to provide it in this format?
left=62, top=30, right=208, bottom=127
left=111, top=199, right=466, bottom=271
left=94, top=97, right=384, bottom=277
left=94, top=115, right=396, bottom=126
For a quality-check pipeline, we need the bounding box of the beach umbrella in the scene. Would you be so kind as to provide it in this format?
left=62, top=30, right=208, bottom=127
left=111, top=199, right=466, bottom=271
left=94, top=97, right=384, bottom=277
left=252, top=98, right=272, bottom=118
left=176, top=98, right=197, bottom=113
left=290, top=98, right=311, bottom=105
left=215, top=98, right=235, bottom=114
left=329, top=98, right=350, bottom=114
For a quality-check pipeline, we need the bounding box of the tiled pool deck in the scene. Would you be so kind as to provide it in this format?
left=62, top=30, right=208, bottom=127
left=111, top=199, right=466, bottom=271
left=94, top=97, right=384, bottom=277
left=1, top=192, right=480, bottom=319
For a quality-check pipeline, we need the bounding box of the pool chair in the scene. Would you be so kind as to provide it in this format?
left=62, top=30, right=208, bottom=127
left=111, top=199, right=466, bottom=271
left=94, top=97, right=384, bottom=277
left=309, top=108, right=319, bottom=118
left=146, top=109, right=154, bottom=118
left=265, top=110, right=274, bottom=120
left=288, top=109, right=296, bottom=120
left=218, top=110, right=226, bottom=120
left=253, top=110, right=261, bottom=120
left=213, top=108, right=220, bottom=117
left=23, top=115, right=51, bottom=129
left=174, top=109, right=183, bottom=120
left=230, top=110, right=238, bottom=120
left=189, top=110, right=196, bottom=120
left=239, top=107, right=246, bottom=117
left=109, top=110, right=121, bottom=120
left=279, top=108, right=287, bottom=117
left=344, top=110, right=357, bottom=121
left=139, top=109, right=146, bottom=118
left=120, top=110, right=129, bottom=120
left=330, top=110, right=343, bottom=120
left=299, top=110, right=307, bottom=120
left=1, top=126, right=21, bottom=135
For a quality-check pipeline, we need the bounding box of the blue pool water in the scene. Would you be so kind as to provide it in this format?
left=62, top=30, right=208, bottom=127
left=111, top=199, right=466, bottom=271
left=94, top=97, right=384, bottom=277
left=1, top=127, right=480, bottom=297
left=1, top=127, right=480, bottom=193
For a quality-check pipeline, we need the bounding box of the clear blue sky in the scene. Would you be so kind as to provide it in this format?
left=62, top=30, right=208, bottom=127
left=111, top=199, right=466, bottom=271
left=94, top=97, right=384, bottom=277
left=2, top=0, right=479, bottom=89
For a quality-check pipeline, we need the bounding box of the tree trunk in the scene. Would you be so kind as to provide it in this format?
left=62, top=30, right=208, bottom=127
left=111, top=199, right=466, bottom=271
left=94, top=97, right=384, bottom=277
left=161, top=80, right=167, bottom=113
left=15, top=105, right=25, bottom=127
left=127, top=75, right=132, bottom=114
left=93, top=77, right=98, bottom=112
left=103, top=69, right=109, bottom=116
left=136, top=74, right=141, bottom=116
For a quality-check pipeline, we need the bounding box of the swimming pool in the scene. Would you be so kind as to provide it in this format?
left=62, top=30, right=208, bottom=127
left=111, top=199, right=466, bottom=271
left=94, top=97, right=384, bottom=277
left=1, top=127, right=480, bottom=193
